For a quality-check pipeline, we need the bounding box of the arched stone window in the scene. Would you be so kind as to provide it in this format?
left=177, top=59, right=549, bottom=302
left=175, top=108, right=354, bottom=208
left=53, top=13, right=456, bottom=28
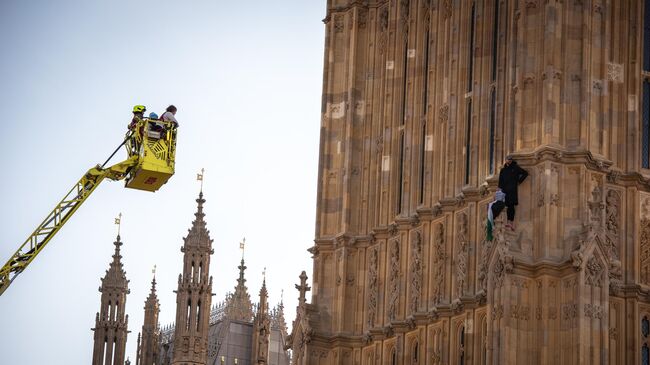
left=391, top=347, right=397, bottom=365
left=459, top=325, right=466, bottom=365
left=412, top=341, right=419, bottom=364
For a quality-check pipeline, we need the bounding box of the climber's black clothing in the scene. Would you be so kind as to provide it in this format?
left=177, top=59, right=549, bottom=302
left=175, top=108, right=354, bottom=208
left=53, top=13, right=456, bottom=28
left=498, top=161, right=528, bottom=206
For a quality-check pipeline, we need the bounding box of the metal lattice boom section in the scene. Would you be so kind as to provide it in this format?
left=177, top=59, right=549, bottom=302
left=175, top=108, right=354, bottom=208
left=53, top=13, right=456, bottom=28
left=0, top=156, right=138, bottom=296
left=0, top=172, right=103, bottom=295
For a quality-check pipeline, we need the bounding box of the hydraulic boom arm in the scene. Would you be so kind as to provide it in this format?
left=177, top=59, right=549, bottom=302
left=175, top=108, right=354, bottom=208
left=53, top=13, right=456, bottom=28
left=0, top=116, right=177, bottom=297
left=0, top=155, right=138, bottom=296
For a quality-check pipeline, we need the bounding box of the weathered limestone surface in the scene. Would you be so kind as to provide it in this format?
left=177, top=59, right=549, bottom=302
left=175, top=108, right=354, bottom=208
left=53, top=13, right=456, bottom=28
left=288, top=1, right=650, bottom=364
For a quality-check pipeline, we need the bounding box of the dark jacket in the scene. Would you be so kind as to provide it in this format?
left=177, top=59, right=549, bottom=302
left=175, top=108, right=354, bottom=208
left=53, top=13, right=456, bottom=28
left=498, top=161, right=528, bottom=205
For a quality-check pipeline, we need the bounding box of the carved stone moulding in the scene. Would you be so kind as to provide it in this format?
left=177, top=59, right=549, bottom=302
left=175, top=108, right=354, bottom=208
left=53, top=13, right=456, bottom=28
left=511, top=146, right=613, bottom=173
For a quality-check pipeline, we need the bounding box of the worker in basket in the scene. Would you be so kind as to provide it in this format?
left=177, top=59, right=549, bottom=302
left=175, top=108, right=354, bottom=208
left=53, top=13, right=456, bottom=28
left=127, top=105, right=147, bottom=154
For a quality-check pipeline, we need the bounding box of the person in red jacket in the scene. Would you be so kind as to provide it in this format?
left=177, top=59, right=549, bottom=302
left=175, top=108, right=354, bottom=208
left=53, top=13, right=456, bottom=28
left=498, top=155, right=529, bottom=230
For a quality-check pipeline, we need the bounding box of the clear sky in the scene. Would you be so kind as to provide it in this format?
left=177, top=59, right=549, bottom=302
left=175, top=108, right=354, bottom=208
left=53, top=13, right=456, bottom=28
left=0, top=1, right=325, bottom=363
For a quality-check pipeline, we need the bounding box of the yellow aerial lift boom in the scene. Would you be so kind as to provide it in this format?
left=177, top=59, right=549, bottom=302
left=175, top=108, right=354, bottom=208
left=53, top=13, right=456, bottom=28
left=0, top=116, right=177, bottom=296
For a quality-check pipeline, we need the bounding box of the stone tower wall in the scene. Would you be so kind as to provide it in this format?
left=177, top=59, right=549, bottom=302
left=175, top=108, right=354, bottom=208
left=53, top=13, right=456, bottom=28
left=289, top=1, right=650, bottom=364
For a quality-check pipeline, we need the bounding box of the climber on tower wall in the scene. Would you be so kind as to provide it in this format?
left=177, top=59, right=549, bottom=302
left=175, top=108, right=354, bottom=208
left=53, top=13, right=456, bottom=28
left=497, top=155, right=529, bottom=230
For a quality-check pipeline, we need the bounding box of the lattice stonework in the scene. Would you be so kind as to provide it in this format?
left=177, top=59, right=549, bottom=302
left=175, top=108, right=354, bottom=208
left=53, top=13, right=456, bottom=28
left=643, top=219, right=650, bottom=285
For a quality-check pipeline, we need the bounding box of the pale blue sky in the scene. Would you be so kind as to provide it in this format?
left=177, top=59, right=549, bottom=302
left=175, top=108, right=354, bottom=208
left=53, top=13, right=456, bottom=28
left=0, top=1, right=325, bottom=363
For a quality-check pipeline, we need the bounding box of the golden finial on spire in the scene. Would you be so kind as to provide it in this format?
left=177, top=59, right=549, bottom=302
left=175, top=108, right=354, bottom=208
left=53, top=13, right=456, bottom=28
left=152, top=264, right=157, bottom=278
left=196, top=168, right=205, bottom=192
left=240, top=237, right=246, bottom=259
left=114, top=212, right=122, bottom=236
left=263, top=267, right=267, bottom=281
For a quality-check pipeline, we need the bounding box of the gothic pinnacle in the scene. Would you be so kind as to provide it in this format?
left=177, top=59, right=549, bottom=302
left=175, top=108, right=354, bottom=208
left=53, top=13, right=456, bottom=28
left=112, top=235, right=123, bottom=264
left=238, top=258, right=247, bottom=287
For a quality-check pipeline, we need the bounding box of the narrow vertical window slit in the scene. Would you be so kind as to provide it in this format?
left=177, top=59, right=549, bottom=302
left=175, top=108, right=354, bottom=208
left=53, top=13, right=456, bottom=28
left=397, top=131, right=405, bottom=214
left=492, top=0, right=500, bottom=81
left=641, top=79, right=650, bottom=169
left=489, top=90, right=497, bottom=174
left=419, top=122, right=426, bottom=204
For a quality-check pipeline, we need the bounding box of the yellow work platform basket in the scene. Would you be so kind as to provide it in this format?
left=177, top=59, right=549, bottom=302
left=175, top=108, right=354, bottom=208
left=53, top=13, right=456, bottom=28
left=125, top=118, right=177, bottom=192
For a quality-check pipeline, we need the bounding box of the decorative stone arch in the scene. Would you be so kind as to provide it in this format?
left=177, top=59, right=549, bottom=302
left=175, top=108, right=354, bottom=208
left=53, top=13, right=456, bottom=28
left=409, top=338, right=420, bottom=364
left=388, top=345, right=397, bottom=365
left=405, top=328, right=423, bottom=365
left=475, top=312, right=488, bottom=365
left=362, top=347, right=375, bottom=365
left=455, top=322, right=467, bottom=365
left=287, top=305, right=312, bottom=365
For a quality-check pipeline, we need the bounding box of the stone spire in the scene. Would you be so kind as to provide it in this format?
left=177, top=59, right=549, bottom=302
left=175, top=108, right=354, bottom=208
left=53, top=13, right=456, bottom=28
left=136, top=271, right=160, bottom=365
left=91, top=235, right=130, bottom=365
left=270, top=292, right=289, bottom=338
left=171, top=192, right=214, bottom=365
left=260, top=278, right=268, bottom=309
left=252, top=277, right=270, bottom=365
left=183, top=192, right=212, bottom=250
left=224, top=257, right=254, bottom=321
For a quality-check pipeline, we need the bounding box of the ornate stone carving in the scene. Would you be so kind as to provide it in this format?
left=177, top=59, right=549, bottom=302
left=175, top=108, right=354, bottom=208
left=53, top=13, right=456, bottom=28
left=432, top=223, right=446, bottom=305
left=607, top=62, right=624, bottom=83
left=432, top=203, right=443, bottom=217
left=609, top=259, right=622, bottom=292
left=562, top=303, right=578, bottom=321
left=511, top=305, right=530, bottom=320
left=491, top=305, right=504, bottom=320
left=641, top=216, right=650, bottom=285
left=388, top=239, right=400, bottom=321
left=511, top=278, right=529, bottom=288
left=367, top=247, right=379, bottom=328
left=584, top=304, right=603, bottom=319
left=592, top=80, right=604, bottom=94
left=389, top=223, right=398, bottom=236
left=346, top=274, right=355, bottom=286
left=358, top=9, right=368, bottom=29
left=439, top=104, right=449, bottom=122
left=400, top=0, right=410, bottom=26
left=450, top=299, right=464, bottom=313
left=362, top=332, right=373, bottom=345
left=379, top=7, right=389, bottom=32
left=605, top=190, right=621, bottom=259
left=493, top=255, right=506, bottom=288
left=585, top=257, right=604, bottom=287
left=588, top=185, right=604, bottom=226
left=525, top=0, right=538, bottom=8
left=410, top=231, right=422, bottom=314
left=609, top=327, right=618, bottom=339
left=334, top=15, right=344, bottom=33
left=378, top=7, right=389, bottom=54
left=523, top=74, right=536, bottom=86
left=477, top=208, right=492, bottom=300
left=571, top=239, right=587, bottom=270
left=375, top=135, right=384, bottom=155
left=455, top=213, right=468, bottom=298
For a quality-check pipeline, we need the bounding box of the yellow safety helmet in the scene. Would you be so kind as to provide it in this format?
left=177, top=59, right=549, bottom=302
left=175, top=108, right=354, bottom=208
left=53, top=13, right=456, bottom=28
left=132, top=105, right=147, bottom=113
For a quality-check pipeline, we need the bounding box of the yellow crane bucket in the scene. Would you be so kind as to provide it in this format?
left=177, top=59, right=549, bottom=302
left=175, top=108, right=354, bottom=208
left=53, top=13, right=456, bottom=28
left=125, top=119, right=177, bottom=192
